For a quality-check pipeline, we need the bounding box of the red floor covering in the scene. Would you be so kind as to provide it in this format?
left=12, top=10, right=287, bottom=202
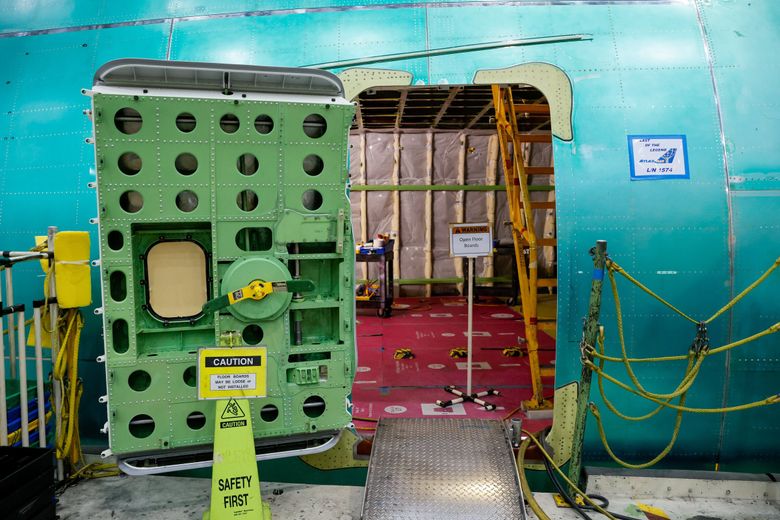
left=351, top=296, right=555, bottom=433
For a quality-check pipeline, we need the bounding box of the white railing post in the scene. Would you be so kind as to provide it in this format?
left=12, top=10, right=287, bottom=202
left=16, top=307, right=29, bottom=447
left=4, top=267, right=16, bottom=379
left=33, top=302, right=46, bottom=448
left=0, top=306, right=7, bottom=446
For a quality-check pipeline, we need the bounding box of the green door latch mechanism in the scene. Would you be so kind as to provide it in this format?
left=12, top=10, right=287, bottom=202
left=202, top=279, right=316, bottom=315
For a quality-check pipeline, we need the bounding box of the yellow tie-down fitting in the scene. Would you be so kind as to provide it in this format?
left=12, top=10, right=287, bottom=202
left=202, top=279, right=314, bottom=315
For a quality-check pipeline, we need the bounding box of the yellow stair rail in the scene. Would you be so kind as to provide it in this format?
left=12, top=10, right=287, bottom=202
left=492, top=85, right=554, bottom=410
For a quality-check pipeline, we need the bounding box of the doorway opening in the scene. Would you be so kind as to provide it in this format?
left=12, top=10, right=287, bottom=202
left=348, top=82, right=558, bottom=420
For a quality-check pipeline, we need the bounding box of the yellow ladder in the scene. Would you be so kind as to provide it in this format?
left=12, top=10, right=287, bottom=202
left=492, top=85, right=555, bottom=410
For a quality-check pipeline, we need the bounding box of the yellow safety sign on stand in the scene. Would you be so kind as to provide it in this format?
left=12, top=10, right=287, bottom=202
left=198, top=347, right=268, bottom=400
left=203, top=397, right=271, bottom=520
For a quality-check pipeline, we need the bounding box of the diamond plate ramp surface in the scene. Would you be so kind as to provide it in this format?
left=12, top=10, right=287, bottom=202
left=361, top=418, right=526, bottom=519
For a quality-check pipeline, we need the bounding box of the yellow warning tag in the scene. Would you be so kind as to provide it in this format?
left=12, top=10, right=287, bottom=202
left=204, top=398, right=271, bottom=520
left=25, top=236, right=53, bottom=348
left=636, top=502, right=670, bottom=519
left=552, top=493, right=586, bottom=508
left=198, top=347, right=267, bottom=400
left=451, top=224, right=490, bottom=234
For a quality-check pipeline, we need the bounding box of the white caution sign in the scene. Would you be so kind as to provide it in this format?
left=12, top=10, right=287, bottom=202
left=449, top=223, right=493, bottom=258
left=628, top=134, right=689, bottom=180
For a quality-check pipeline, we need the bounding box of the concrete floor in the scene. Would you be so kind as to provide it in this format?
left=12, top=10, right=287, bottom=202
left=58, top=475, right=363, bottom=520
left=58, top=470, right=780, bottom=520
left=531, top=493, right=780, bottom=520
left=532, top=469, right=780, bottom=520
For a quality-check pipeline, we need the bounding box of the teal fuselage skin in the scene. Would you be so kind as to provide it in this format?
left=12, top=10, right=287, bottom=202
left=0, top=0, right=778, bottom=471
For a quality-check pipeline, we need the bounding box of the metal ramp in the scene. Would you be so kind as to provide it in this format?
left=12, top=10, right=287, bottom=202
left=361, top=418, right=526, bottom=520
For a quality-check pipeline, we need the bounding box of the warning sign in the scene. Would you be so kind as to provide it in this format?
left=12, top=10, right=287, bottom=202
left=452, top=224, right=490, bottom=235
left=206, top=397, right=271, bottom=520
left=198, top=347, right=267, bottom=400
left=217, top=398, right=248, bottom=429
left=449, top=222, right=493, bottom=257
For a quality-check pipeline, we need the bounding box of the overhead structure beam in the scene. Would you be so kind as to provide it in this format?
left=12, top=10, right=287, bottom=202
left=354, top=85, right=551, bottom=132
left=465, top=100, right=494, bottom=130
left=526, top=167, right=554, bottom=175
left=432, top=87, right=461, bottom=128
left=519, top=134, right=552, bottom=143
left=530, top=119, right=552, bottom=132
left=513, top=104, right=551, bottom=115
left=395, top=90, right=408, bottom=130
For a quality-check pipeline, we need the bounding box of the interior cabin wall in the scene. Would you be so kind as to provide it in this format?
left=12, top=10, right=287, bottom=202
left=348, top=130, right=554, bottom=296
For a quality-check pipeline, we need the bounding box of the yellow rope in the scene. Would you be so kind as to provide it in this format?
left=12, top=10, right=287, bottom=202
left=68, top=462, right=121, bottom=480
left=607, top=260, right=697, bottom=324
left=705, top=257, right=780, bottom=323
left=592, top=329, right=695, bottom=467
left=607, top=268, right=706, bottom=399
left=596, top=379, right=667, bottom=421
left=590, top=349, right=688, bottom=363
left=587, top=361, right=780, bottom=413
left=708, top=322, right=780, bottom=355
left=586, top=255, right=780, bottom=469
left=522, top=430, right=619, bottom=520
left=607, top=256, right=780, bottom=328
left=590, top=321, right=780, bottom=364
left=595, top=332, right=691, bottom=422
left=589, top=399, right=687, bottom=470
left=516, top=437, right=551, bottom=520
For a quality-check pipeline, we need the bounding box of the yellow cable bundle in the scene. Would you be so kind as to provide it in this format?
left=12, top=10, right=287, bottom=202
left=54, top=231, right=91, bottom=309
left=52, top=307, right=118, bottom=478
left=517, top=430, right=619, bottom=520
left=54, top=309, right=85, bottom=464
left=8, top=232, right=115, bottom=479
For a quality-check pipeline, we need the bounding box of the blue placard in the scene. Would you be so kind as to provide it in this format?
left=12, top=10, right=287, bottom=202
left=627, top=134, right=689, bottom=181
